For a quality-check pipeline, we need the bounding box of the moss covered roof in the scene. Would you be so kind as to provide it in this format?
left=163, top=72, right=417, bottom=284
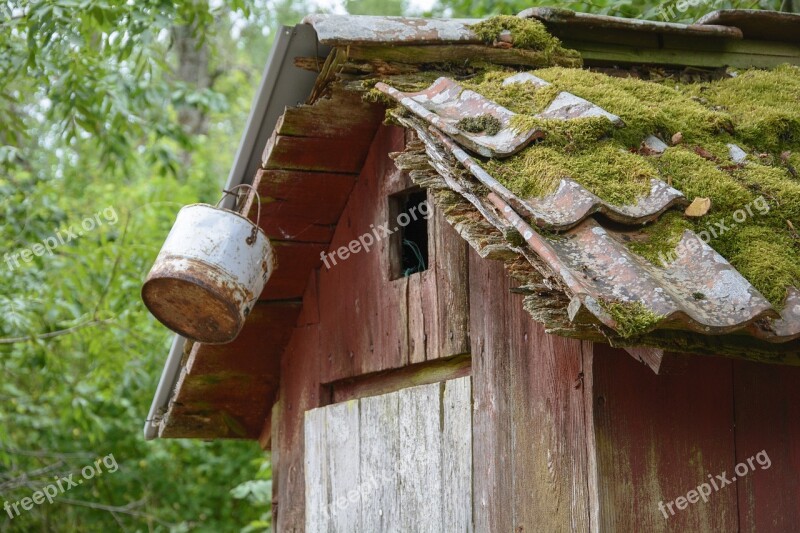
left=348, top=13, right=800, bottom=357
left=460, top=64, right=800, bottom=308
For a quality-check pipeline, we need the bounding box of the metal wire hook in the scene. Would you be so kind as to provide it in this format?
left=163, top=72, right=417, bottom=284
left=217, top=183, right=262, bottom=246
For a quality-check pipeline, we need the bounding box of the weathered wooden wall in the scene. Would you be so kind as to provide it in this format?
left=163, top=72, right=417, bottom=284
left=469, top=251, right=593, bottom=532
left=304, top=378, right=473, bottom=532
left=588, top=345, right=800, bottom=532
left=270, top=124, right=472, bottom=532
left=269, top=124, right=800, bottom=533
left=315, top=126, right=470, bottom=382
left=469, top=251, right=800, bottom=532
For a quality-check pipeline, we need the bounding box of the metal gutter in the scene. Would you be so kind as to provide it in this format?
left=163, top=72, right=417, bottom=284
left=143, top=22, right=327, bottom=440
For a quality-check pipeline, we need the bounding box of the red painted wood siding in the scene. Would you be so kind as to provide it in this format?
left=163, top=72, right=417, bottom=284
left=315, top=125, right=469, bottom=383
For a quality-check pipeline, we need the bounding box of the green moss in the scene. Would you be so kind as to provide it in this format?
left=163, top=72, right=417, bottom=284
left=601, top=300, right=664, bottom=338
left=527, top=67, right=734, bottom=148
left=626, top=211, right=693, bottom=265
left=483, top=140, right=657, bottom=205
left=456, top=114, right=502, bottom=135
left=727, top=226, right=800, bottom=306
left=656, top=147, right=752, bottom=213
left=682, top=65, right=800, bottom=153
left=509, top=115, right=616, bottom=149
left=470, top=16, right=582, bottom=66
left=461, top=69, right=560, bottom=116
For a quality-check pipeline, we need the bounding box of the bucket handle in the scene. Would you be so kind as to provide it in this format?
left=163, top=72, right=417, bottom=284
left=217, top=184, right=262, bottom=246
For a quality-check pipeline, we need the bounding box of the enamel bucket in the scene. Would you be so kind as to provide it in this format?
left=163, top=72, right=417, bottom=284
left=142, top=185, right=273, bottom=344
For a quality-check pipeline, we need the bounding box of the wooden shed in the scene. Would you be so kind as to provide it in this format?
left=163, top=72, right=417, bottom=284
left=144, top=9, right=800, bottom=532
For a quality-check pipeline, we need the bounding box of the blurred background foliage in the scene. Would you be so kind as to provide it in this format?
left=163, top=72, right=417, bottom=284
left=0, top=0, right=790, bottom=531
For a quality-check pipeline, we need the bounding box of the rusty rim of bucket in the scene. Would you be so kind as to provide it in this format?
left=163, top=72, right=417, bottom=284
left=142, top=257, right=245, bottom=344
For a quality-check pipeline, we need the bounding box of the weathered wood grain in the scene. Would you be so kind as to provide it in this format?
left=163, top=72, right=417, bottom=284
left=508, top=298, right=591, bottom=533
left=359, top=391, right=401, bottom=532
left=430, top=193, right=470, bottom=361
left=255, top=169, right=356, bottom=226
left=442, top=377, right=473, bottom=532
left=326, top=400, right=362, bottom=532
left=399, top=383, right=443, bottom=531
left=274, top=323, right=323, bottom=532
left=276, top=87, right=383, bottom=139
left=304, top=379, right=473, bottom=532
left=469, top=251, right=591, bottom=532
left=317, top=125, right=410, bottom=382
left=317, top=125, right=469, bottom=382
left=590, top=347, right=738, bottom=532
left=262, top=132, right=368, bottom=174
left=304, top=407, right=330, bottom=532
left=251, top=169, right=356, bottom=244
left=469, top=251, right=514, bottom=533
left=733, top=360, right=800, bottom=532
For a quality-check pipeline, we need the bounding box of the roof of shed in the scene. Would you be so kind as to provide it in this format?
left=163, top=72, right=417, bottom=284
left=379, top=67, right=800, bottom=347
left=149, top=8, right=800, bottom=442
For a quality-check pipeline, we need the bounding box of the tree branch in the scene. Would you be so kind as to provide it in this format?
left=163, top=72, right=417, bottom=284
left=0, top=318, right=114, bottom=345
left=55, top=497, right=178, bottom=528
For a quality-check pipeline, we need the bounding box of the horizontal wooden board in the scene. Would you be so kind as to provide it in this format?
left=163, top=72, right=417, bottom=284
left=257, top=214, right=336, bottom=244
left=276, top=88, right=383, bottom=139
left=255, top=169, right=357, bottom=226
left=346, top=44, right=582, bottom=68
left=562, top=32, right=800, bottom=68
left=261, top=132, right=371, bottom=174
left=330, top=353, right=471, bottom=403
left=183, top=302, right=299, bottom=376
left=159, top=302, right=300, bottom=439
left=261, top=241, right=327, bottom=300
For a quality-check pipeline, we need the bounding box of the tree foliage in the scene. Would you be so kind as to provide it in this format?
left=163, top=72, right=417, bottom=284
left=0, top=0, right=306, bottom=530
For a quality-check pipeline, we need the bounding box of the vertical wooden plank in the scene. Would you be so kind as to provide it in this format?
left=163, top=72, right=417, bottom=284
left=508, top=300, right=590, bottom=533
left=582, top=342, right=601, bottom=533
left=407, top=273, right=427, bottom=365
left=442, top=377, right=474, bottom=532
left=360, top=392, right=402, bottom=532
left=271, top=400, right=283, bottom=528
left=469, top=252, right=514, bottom=532
left=399, top=383, right=443, bottom=532
left=304, top=407, right=330, bottom=532
left=591, top=347, right=738, bottom=532
left=275, top=324, right=322, bottom=532
left=317, top=125, right=410, bottom=382
left=470, top=252, right=592, bottom=531
left=430, top=190, right=470, bottom=360
left=325, top=400, right=362, bottom=532
left=733, top=360, right=800, bottom=533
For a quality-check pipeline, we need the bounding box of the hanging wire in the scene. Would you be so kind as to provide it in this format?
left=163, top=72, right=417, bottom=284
left=402, top=239, right=427, bottom=277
